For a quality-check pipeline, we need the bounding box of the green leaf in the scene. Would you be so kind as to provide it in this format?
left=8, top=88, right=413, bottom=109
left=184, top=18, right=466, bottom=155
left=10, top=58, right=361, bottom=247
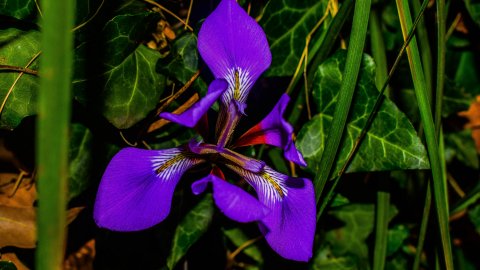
left=68, top=124, right=94, bottom=200
left=223, top=227, right=263, bottom=264
left=296, top=50, right=429, bottom=175
left=0, top=28, right=40, bottom=130
left=0, top=0, right=36, bottom=20
left=260, top=0, right=330, bottom=76
left=309, top=245, right=357, bottom=270
left=73, top=3, right=163, bottom=129
left=444, top=130, right=479, bottom=169
left=0, top=261, right=17, bottom=270
left=166, top=195, right=214, bottom=270
left=157, top=33, right=207, bottom=94
left=468, top=204, right=480, bottom=235
left=325, top=204, right=397, bottom=269
left=386, top=225, right=409, bottom=256
left=465, top=0, right=480, bottom=27
left=74, top=45, right=165, bottom=129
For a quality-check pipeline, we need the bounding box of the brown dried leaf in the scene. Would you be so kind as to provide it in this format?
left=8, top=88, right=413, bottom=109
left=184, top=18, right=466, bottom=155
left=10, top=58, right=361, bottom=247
left=64, top=239, right=95, bottom=270
left=0, top=206, right=36, bottom=248
left=458, top=96, right=480, bottom=152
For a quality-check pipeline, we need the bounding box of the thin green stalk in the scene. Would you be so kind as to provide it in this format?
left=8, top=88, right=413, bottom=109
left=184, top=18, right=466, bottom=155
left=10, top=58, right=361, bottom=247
left=435, top=0, right=446, bottom=137
left=36, top=0, right=74, bottom=269
left=314, top=0, right=371, bottom=213
left=373, top=190, right=390, bottom=270
left=396, top=0, right=453, bottom=268
left=413, top=181, right=432, bottom=270
left=412, top=0, right=433, bottom=101
left=369, top=9, right=391, bottom=96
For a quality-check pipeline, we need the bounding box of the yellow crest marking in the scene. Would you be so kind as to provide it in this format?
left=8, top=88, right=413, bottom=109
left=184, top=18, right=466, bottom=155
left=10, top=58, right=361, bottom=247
left=261, top=171, right=284, bottom=198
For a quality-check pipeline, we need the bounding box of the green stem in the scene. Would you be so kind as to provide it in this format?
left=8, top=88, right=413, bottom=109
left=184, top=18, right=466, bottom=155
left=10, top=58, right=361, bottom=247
left=314, top=0, right=371, bottom=214
left=373, top=189, right=390, bottom=270
left=395, top=0, right=453, bottom=268
left=413, top=181, right=432, bottom=270
left=369, top=9, right=391, bottom=96
left=36, top=0, right=74, bottom=269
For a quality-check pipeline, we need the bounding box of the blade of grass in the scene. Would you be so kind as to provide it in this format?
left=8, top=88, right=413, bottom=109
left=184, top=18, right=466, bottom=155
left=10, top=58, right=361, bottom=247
left=36, top=0, right=74, bottom=269
left=316, top=0, right=430, bottom=219
left=373, top=189, right=390, bottom=270
left=396, top=0, right=453, bottom=268
left=369, top=9, right=391, bottom=96
left=313, top=0, right=372, bottom=214
left=412, top=0, right=433, bottom=100
left=413, top=181, right=432, bottom=270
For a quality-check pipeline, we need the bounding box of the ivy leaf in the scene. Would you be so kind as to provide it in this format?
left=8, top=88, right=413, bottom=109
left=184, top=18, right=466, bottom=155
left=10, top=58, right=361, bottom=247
left=309, top=245, right=357, bottom=270
left=296, top=50, right=429, bottom=175
left=386, top=225, right=410, bottom=257
left=166, top=195, right=214, bottom=270
left=0, top=0, right=36, bottom=20
left=158, top=33, right=205, bottom=88
left=73, top=3, right=164, bottom=129
left=325, top=204, right=397, bottom=269
left=260, top=0, right=330, bottom=76
left=68, top=124, right=94, bottom=200
left=0, top=28, right=40, bottom=130
left=74, top=45, right=165, bottom=129
left=444, top=130, right=479, bottom=169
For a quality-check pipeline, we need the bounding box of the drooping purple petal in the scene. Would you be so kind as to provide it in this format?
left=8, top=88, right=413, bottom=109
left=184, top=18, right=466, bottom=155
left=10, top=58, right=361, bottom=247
left=227, top=164, right=316, bottom=262
left=160, top=79, right=228, bottom=128
left=197, top=0, right=271, bottom=105
left=94, top=147, right=203, bottom=231
left=235, top=94, right=307, bottom=166
left=192, top=168, right=269, bottom=222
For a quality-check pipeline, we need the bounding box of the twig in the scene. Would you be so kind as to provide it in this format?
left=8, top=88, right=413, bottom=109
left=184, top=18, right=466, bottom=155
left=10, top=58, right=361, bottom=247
left=0, top=51, right=42, bottom=115
left=148, top=93, right=199, bottom=133
left=0, top=65, right=39, bottom=76
left=144, top=0, right=193, bottom=31
left=156, top=69, right=201, bottom=115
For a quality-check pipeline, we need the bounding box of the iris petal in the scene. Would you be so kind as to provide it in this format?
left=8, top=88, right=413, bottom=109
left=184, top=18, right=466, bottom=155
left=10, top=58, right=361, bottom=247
left=192, top=168, right=269, bottom=222
left=227, top=164, right=316, bottom=262
left=160, top=79, right=228, bottom=128
left=235, top=94, right=307, bottom=166
left=94, top=147, right=202, bottom=231
left=197, top=0, right=271, bottom=104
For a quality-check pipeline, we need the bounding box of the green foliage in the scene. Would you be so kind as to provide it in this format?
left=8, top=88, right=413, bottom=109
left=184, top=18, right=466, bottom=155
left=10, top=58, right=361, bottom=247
left=223, top=227, right=263, bottom=265
left=297, top=51, right=429, bottom=175
left=0, top=0, right=36, bottom=20
left=0, top=261, right=17, bottom=270
left=0, top=28, right=40, bottom=130
left=324, top=204, right=397, bottom=269
left=260, top=0, right=330, bottom=76
left=166, top=195, right=215, bottom=270
left=465, top=0, right=480, bottom=27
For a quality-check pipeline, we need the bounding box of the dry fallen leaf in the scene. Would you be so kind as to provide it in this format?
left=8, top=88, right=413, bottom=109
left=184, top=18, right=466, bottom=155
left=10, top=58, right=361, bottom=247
left=458, top=96, right=480, bottom=152
left=0, top=206, right=36, bottom=248
left=64, top=239, right=95, bottom=270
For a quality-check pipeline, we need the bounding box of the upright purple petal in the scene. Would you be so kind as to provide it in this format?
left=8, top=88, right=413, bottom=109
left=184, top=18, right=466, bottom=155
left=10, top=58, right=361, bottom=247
left=160, top=79, right=228, bottom=128
left=198, top=0, right=271, bottom=105
left=227, top=164, right=316, bottom=262
left=235, top=94, right=307, bottom=166
left=191, top=168, right=270, bottom=222
left=94, top=147, right=203, bottom=231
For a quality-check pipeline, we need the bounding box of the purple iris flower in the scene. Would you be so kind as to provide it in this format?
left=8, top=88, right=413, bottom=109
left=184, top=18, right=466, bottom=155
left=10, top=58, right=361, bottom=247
left=94, top=0, right=315, bottom=262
